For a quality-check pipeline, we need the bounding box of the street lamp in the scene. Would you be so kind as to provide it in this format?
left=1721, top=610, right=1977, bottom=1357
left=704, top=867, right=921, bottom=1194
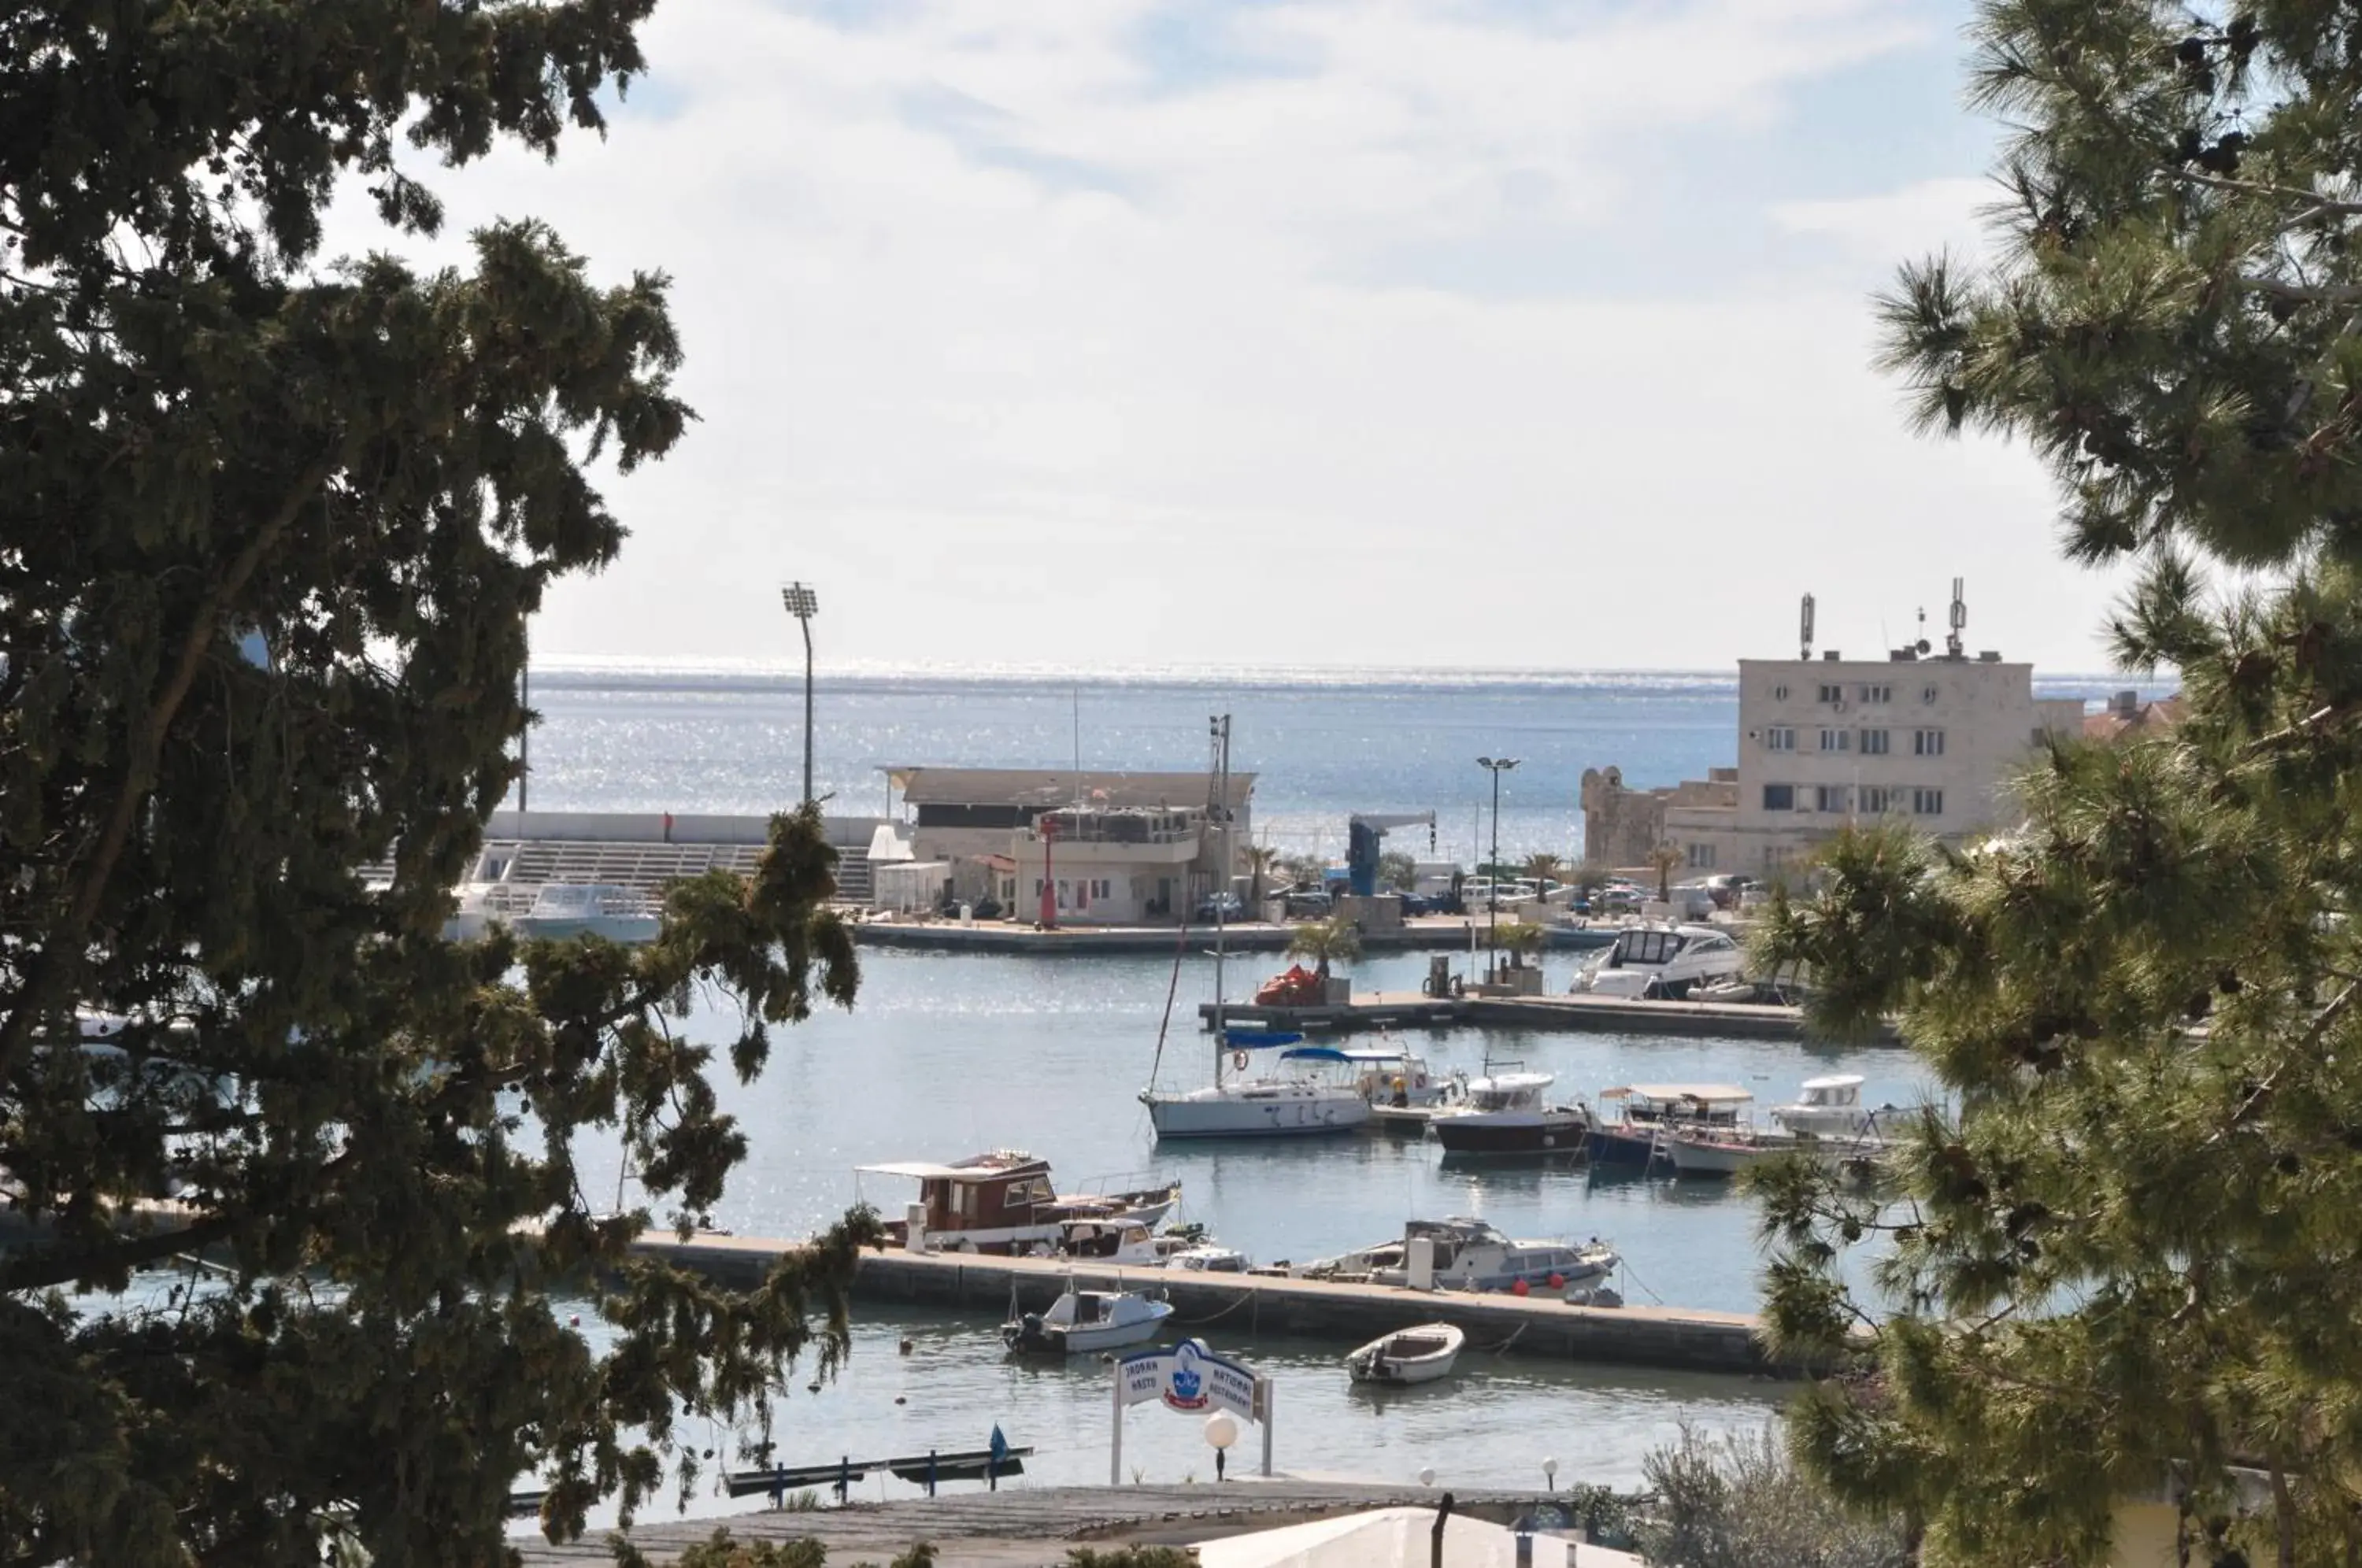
left=780, top=582, right=819, bottom=806
left=1475, top=756, right=1519, bottom=975
left=1204, top=1411, right=1239, bottom=1483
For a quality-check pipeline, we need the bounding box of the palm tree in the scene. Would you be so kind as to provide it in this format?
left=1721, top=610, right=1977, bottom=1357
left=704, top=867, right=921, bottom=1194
left=1648, top=841, right=1685, bottom=904
left=1522, top=852, right=1565, bottom=896
left=1495, top=919, right=1547, bottom=970
left=1287, top=912, right=1362, bottom=978
left=1242, top=843, right=1279, bottom=908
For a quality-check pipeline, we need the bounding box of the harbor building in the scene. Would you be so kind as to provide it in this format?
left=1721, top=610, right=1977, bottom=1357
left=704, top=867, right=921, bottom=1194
left=1590, top=587, right=2084, bottom=877
left=883, top=767, right=1256, bottom=923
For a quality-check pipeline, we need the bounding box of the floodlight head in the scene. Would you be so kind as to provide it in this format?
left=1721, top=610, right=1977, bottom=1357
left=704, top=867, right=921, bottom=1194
left=779, top=582, right=819, bottom=619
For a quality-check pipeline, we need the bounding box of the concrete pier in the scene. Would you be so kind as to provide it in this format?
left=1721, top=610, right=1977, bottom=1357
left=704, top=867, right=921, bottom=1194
left=848, top=916, right=1618, bottom=956
left=1200, top=989, right=1902, bottom=1045
left=632, top=1236, right=1786, bottom=1378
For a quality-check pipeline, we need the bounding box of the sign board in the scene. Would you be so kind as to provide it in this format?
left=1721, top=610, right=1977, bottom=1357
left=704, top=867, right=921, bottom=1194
left=1116, top=1337, right=1257, bottom=1418
left=1110, top=1338, right=1274, bottom=1483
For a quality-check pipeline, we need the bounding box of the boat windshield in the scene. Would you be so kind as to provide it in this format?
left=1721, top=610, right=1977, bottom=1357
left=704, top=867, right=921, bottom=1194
left=1611, top=929, right=1687, bottom=966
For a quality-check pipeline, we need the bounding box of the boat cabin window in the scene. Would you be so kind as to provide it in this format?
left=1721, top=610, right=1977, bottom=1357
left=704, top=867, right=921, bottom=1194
left=1612, top=930, right=1687, bottom=966
left=1004, top=1175, right=1054, bottom=1207
left=1075, top=1293, right=1108, bottom=1323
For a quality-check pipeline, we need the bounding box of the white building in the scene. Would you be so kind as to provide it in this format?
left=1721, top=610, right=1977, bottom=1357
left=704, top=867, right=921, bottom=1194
left=1657, top=647, right=2082, bottom=875
left=880, top=767, right=1255, bottom=923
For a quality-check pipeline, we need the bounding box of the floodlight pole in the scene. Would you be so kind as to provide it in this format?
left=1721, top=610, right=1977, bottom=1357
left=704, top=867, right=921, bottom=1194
left=781, top=582, right=819, bottom=807
left=1476, top=756, right=1519, bottom=977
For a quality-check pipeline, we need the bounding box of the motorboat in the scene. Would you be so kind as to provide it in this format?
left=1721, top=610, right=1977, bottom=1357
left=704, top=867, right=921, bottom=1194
left=1164, top=1244, right=1251, bottom=1273
left=1346, top=1322, right=1466, bottom=1385
left=1002, top=1282, right=1175, bottom=1355
left=1345, top=1047, right=1461, bottom=1111
left=1142, top=1037, right=1373, bottom=1139
left=1586, top=1083, right=1753, bottom=1166
left=511, top=882, right=661, bottom=944
left=1300, top=1218, right=1616, bottom=1293
left=1427, top=1070, right=1588, bottom=1156
left=1660, top=1126, right=1803, bottom=1178
left=1046, top=1217, right=1162, bottom=1264
left=1768, top=1074, right=1889, bottom=1139
left=1573, top=923, right=1746, bottom=1000
left=858, top=1151, right=1181, bottom=1254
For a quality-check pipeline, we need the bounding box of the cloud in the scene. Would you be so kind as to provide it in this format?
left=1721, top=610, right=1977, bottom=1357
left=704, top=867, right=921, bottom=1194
left=329, top=0, right=2129, bottom=674
left=1772, top=176, right=1997, bottom=267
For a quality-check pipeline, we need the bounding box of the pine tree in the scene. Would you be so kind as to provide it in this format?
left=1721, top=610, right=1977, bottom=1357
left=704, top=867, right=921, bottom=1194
left=0, top=6, right=868, bottom=1564
left=1753, top=4, right=2362, bottom=1564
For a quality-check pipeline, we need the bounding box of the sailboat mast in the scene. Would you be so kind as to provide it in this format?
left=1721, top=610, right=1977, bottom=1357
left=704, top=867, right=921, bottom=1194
left=1210, top=713, right=1231, bottom=1085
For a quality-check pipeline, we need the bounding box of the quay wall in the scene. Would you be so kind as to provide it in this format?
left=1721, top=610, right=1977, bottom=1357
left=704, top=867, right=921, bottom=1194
left=1198, top=990, right=1905, bottom=1045
left=631, top=1236, right=1788, bottom=1378
left=847, top=919, right=1619, bottom=956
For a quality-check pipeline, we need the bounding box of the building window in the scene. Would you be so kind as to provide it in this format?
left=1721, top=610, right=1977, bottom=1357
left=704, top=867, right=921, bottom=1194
left=1764, top=727, right=1796, bottom=751
left=1762, top=784, right=1794, bottom=812
left=1913, top=728, right=1946, bottom=756
left=1857, top=683, right=1891, bottom=704
left=1913, top=788, right=1945, bottom=815
left=1921, top=684, right=1940, bottom=704
left=1096, top=878, right=1112, bottom=899
left=1860, top=727, right=1890, bottom=756
left=1686, top=843, right=1716, bottom=869
left=1819, top=728, right=1849, bottom=753
left=1860, top=786, right=1896, bottom=814
left=1816, top=785, right=1848, bottom=813
left=1772, top=683, right=1790, bottom=701
left=1817, top=683, right=1842, bottom=704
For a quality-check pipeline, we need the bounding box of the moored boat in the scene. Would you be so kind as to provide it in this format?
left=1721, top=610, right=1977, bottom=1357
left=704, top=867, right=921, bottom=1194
left=1427, top=1070, right=1588, bottom=1156
left=1346, top=1322, right=1465, bottom=1385
left=1002, top=1282, right=1175, bottom=1355
left=1300, top=1217, right=1616, bottom=1292
left=513, top=882, right=661, bottom=944
left=1586, top=1083, right=1753, bottom=1166
left=1143, top=1037, right=1373, bottom=1139
left=1768, top=1074, right=1890, bottom=1138
left=859, top=1151, right=1180, bottom=1254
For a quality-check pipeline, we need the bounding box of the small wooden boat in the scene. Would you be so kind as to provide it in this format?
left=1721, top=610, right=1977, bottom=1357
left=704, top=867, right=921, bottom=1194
left=1346, top=1322, right=1465, bottom=1385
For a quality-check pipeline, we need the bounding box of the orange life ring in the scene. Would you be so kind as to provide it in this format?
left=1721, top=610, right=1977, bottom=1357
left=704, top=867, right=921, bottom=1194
left=1232, top=1051, right=1249, bottom=1071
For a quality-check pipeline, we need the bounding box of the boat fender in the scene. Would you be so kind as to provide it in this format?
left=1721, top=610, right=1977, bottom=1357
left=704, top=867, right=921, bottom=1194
left=1232, top=1051, right=1249, bottom=1071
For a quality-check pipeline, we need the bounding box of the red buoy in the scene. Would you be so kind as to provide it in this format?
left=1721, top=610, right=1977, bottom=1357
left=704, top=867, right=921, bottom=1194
left=1511, top=1278, right=1531, bottom=1297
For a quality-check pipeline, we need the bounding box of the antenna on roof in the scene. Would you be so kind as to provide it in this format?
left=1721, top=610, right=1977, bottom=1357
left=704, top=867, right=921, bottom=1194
left=1799, top=593, right=1816, bottom=662
left=1947, top=577, right=1967, bottom=660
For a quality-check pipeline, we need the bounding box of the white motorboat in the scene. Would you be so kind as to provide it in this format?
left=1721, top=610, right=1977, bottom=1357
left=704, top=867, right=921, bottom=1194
left=1574, top=923, right=1746, bottom=1000
left=1164, top=1244, right=1251, bottom=1273
left=512, top=882, right=661, bottom=944
left=1046, top=1218, right=1163, bottom=1265
left=1768, top=1074, right=1890, bottom=1138
left=1301, top=1218, right=1616, bottom=1292
left=1427, top=1070, right=1588, bottom=1156
left=1002, top=1283, right=1175, bottom=1355
left=1586, top=1082, right=1754, bottom=1166
left=1345, top=1047, right=1462, bottom=1111
left=1660, top=1127, right=1801, bottom=1177
left=1346, top=1322, right=1466, bottom=1385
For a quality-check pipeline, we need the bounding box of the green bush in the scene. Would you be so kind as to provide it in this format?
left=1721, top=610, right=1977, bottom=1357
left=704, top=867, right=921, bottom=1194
left=1637, top=1426, right=1912, bottom=1568
left=1065, top=1548, right=1198, bottom=1567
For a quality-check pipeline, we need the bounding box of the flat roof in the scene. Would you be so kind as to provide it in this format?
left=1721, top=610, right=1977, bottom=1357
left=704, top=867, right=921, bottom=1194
left=1800, top=1074, right=1864, bottom=1090
left=886, top=766, right=1254, bottom=809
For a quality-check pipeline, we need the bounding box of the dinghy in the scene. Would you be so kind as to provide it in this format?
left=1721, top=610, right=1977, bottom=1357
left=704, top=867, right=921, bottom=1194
left=1344, top=1322, right=1466, bottom=1385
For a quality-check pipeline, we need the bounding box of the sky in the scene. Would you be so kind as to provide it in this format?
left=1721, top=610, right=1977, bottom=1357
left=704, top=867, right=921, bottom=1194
left=346, top=0, right=2143, bottom=675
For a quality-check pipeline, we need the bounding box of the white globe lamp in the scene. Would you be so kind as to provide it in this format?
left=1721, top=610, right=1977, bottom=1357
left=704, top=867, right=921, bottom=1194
left=1205, top=1411, right=1240, bottom=1482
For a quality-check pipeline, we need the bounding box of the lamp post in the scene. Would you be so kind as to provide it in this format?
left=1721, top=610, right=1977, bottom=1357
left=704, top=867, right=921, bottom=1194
left=1204, top=1411, right=1239, bottom=1483
left=1475, top=756, right=1519, bottom=977
left=779, top=582, right=819, bottom=806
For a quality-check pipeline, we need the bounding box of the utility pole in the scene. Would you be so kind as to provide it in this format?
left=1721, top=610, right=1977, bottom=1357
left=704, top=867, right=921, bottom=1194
left=1476, top=756, right=1518, bottom=978
left=780, top=582, right=819, bottom=805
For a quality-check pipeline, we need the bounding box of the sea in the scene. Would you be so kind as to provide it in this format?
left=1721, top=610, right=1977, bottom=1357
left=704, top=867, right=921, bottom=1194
left=111, top=664, right=2161, bottom=1523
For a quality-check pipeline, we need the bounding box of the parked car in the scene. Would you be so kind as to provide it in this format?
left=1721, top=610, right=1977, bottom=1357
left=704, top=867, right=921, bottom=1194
left=1283, top=887, right=1333, bottom=919
left=1394, top=889, right=1435, bottom=916
left=1703, top=874, right=1757, bottom=910
left=1193, top=891, right=1246, bottom=923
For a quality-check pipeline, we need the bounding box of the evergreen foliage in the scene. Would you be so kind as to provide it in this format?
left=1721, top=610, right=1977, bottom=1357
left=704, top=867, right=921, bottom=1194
left=1285, top=913, right=1361, bottom=976
left=1638, top=1425, right=1913, bottom=1568
left=1753, top=2, right=2362, bottom=1562
left=0, top=5, right=869, bottom=1564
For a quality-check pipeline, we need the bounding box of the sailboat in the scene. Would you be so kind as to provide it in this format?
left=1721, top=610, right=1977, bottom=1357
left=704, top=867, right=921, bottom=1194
left=1139, top=715, right=1371, bottom=1141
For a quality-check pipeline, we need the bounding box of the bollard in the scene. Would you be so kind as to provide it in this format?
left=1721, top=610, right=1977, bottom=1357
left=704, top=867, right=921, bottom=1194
left=927, top=1448, right=938, bottom=1498
left=836, top=1455, right=850, bottom=1503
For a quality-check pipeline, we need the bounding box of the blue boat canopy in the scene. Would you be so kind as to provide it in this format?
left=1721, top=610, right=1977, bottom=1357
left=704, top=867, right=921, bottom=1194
left=1222, top=1029, right=1306, bottom=1050
left=1279, top=1046, right=1351, bottom=1064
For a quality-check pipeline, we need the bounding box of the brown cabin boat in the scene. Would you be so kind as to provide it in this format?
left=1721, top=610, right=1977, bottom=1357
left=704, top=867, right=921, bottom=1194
left=857, top=1150, right=1179, bottom=1255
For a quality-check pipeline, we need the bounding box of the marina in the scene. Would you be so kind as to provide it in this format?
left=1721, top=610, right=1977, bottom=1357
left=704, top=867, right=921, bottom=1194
left=1197, top=989, right=1905, bottom=1045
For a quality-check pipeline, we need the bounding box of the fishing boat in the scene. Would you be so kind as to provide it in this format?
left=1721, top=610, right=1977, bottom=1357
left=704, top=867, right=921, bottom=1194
left=1002, top=1281, right=1175, bottom=1355
left=1659, top=1126, right=1801, bottom=1177
left=1427, top=1069, right=1588, bottom=1156
left=858, top=1151, right=1180, bottom=1254
left=1586, top=1083, right=1753, bottom=1166
left=1767, top=1074, right=1890, bottom=1139
left=1346, top=1322, right=1466, bottom=1385
left=1298, top=1217, right=1616, bottom=1292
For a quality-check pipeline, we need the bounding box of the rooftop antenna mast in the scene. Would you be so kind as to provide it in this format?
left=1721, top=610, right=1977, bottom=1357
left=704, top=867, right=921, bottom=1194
left=1947, top=577, right=1967, bottom=660
left=1799, top=593, right=1816, bottom=662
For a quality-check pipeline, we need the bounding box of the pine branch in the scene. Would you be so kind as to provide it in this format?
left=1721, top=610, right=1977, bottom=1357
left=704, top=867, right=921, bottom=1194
left=2167, top=168, right=2362, bottom=229
left=0, top=1211, right=240, bottom=1294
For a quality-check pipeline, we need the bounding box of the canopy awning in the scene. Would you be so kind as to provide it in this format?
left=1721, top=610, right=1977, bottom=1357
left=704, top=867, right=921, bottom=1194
left=1799, top=1074, right=1864, bottom=1091
left=1279, top=1047, right=1352, bottom=1064
left=1601, top=1082, right=1753, bottom=1104
left=1223, top=1029, right=1306, bottom=1050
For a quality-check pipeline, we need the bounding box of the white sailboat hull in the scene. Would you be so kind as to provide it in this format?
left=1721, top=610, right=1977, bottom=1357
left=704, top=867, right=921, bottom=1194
left=1145, top=1084, right=1372, bottom=1138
